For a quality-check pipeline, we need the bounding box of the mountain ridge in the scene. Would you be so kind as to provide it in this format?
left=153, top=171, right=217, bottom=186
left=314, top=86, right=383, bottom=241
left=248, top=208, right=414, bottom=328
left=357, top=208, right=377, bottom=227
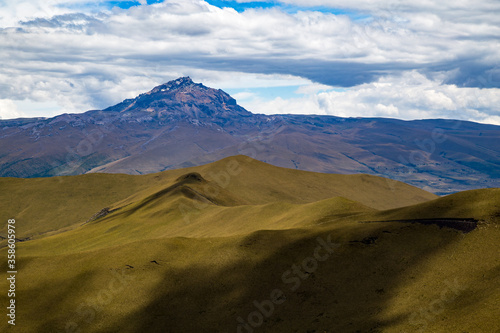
left=0, top=77, right=499, bottom=194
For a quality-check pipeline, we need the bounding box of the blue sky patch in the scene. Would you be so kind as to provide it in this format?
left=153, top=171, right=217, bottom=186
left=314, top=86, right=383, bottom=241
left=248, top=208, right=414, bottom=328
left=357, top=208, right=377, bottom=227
left=205, top=0, right=277, bottom=12
left=105, top=1, right=141, bottom=10
left=205, top=0, right=368, bottom=20
left=105, top=0, right=164, bottom=10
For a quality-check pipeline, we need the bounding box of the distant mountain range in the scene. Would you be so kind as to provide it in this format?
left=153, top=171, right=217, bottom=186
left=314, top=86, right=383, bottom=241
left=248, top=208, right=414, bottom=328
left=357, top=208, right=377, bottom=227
left=1, top=76, right=499, bottom=194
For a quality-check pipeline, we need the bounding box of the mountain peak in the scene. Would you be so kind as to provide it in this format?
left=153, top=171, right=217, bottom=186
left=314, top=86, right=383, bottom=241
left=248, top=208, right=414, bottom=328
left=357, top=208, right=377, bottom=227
left=150, top=77, right=196, bottom=94
left=104, top=77, right=252, bottom=119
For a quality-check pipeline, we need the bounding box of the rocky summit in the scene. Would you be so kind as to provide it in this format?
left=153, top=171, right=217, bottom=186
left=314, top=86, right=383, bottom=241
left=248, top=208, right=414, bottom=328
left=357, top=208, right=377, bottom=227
left=104, top=77, right=252, bottom=119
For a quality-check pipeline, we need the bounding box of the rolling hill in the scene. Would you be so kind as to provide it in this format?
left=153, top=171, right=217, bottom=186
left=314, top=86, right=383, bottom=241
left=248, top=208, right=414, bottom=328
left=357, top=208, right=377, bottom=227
left=0, top=155, right=436, bottom=240
left=0, top=156, right=499, bottom=333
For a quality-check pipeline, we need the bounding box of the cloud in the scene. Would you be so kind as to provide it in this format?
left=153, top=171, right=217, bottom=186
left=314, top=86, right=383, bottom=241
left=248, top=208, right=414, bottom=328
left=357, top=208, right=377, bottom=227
left=0, top=0, right=498, bottom=124
left=231, top=91, right=257, bottom=101
left=20, top=13, right=106, bottom=32
left=245, top=71, right=500, bottom=125
left=0, top=99, right=23, bottom=119
left=318, top=71, right=500, bottom=121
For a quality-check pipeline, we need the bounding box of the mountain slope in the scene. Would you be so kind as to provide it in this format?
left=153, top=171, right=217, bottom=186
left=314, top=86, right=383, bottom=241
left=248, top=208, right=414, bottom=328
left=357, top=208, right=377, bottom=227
left=0, top=156, right=498, bottom=333
left=0, top=77, right=499, bottom=194
left=5, top=223, right=499, bottom=333
left=373, top=187, right=500, bottom=221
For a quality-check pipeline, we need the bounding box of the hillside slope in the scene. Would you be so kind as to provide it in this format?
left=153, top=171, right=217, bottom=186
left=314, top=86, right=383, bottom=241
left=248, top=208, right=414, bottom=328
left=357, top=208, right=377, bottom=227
left=0, top=156, right=499, bottom=332
left=0, top=155, right=436, bottom=240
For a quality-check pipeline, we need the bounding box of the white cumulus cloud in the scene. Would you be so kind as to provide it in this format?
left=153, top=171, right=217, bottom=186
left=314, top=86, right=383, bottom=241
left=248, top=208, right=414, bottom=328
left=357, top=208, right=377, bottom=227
left=0, top=99, right=23, bottom=119
left=246, top=71, right=500, bottom=125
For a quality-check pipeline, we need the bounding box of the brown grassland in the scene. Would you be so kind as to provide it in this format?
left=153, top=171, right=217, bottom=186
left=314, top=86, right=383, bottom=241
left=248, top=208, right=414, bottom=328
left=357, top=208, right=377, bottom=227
left=0, top=155, right=499, bottom=332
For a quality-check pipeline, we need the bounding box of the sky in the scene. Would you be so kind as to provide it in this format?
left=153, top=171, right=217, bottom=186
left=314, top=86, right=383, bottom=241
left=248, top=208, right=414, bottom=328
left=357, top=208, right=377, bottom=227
left=0, top=0, right=499, bottom=124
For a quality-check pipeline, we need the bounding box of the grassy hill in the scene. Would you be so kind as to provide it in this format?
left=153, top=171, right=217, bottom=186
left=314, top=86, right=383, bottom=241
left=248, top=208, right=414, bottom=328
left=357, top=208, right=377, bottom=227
left=0, top=155, right=436, bottom=240
left=0, top=156, right=498, bottom=333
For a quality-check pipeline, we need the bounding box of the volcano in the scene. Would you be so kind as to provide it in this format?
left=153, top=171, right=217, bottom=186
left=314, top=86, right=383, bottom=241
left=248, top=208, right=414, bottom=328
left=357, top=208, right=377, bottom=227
left=0, top=77, right=499, bottom=194
left=104, top=77, right=252, bottom=120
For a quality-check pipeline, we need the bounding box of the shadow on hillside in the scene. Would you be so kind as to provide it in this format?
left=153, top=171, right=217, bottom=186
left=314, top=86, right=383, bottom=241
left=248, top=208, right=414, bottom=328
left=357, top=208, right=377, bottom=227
left=6, top=268, right=97, bottom=333
left=106, top=222, right=467, bottom=333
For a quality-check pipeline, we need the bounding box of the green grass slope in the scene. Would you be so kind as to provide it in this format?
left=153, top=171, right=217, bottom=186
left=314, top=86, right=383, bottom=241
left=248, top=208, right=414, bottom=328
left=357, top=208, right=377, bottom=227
left=0, top=173, right=158, bottom=238
left=372, top=187, right=500, bottom=221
